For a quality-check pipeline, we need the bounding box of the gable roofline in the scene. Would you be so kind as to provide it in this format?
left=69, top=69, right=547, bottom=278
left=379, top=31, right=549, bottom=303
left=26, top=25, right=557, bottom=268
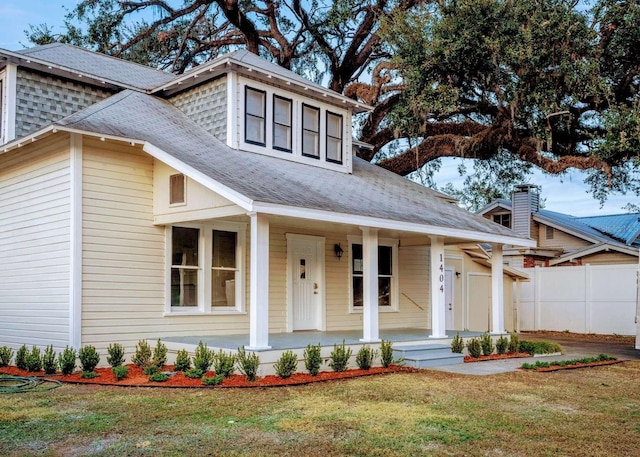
left=151, top=50, right=372, bottom=113
left=548, top=242, right=639, bottom=266
left=476, top=199, right=512, bottom=216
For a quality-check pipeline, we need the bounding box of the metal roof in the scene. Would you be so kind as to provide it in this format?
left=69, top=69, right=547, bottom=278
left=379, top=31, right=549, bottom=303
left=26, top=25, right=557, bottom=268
left=577, top=213, right=640, bottom=247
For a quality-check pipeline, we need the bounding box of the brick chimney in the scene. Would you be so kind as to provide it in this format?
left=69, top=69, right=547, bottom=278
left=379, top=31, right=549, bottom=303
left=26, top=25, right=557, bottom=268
left=511, top=185, right=539, bottom=238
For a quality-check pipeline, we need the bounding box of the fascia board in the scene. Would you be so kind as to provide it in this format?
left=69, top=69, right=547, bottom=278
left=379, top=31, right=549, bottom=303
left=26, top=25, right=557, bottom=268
left=532, top=213, right=601, bottom=244
left=548, top=243, right=639, bottom=266
left=477, top=201, right=511, bottom=216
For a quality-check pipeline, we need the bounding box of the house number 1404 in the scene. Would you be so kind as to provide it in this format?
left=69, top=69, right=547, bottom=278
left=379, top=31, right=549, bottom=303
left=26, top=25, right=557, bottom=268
left=439, top=254, right=444, bottom=293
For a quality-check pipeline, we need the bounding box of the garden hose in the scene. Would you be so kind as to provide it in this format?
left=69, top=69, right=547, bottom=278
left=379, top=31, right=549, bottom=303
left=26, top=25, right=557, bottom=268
left=0, top=375, right=62, bottom=394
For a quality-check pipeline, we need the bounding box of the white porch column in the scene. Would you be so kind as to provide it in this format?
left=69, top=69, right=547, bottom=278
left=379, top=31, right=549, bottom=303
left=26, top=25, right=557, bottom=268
left=248, top=212, right=271, bottom=350
left=429, top=236, right=447, bottom=338
left=360, top=226, right=380, bottom=342
left=490, top=243, right=505, bottom=334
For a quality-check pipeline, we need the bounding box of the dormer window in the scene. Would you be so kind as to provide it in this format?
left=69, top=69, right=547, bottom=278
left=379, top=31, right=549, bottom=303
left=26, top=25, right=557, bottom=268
left=326, top=111, right=343, bottom=164
left=169, top=173, right=186, bottom=205
left=273, top=95, right=292, bottom=152
left=493, top=213, right=511, bottom=228
left=245, top=87, right=266, bottom=145
left=302, top=104, right=320, bottom=159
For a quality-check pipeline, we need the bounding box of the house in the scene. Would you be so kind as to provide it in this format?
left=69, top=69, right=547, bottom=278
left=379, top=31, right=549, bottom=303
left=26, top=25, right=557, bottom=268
left=0, top=43, right=535, bottom=364
left=478, top=184, right=640, bottom=268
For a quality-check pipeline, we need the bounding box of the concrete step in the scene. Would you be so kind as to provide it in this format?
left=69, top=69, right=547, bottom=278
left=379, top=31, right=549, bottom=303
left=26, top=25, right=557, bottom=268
left=393, top=344, right=464, bottom=368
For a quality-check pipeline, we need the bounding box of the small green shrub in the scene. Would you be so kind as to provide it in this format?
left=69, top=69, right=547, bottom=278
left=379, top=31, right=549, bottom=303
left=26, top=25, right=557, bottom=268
left=480, top=333, right=495, bottom=356
left=107, top=343, right=125, bottom=367
left=0, top=346, right=13, bottom=367
left=466, top=338, right=482, bottom=358
left=15, top=344, right=28, bottom=370
left=496, top=336, right=509, bottom=355
left=508, top=333, right=520, bottom=353
left=149, top=372, right=168, bottom=382
left=519, top=340, right=563, bottom=355
left=520, top=354, right=617, bottom=370
left=78, top=345, right=100, bottom=372
left=274, top=350, right=298, bottom=378
left=112, top=365, right=129, bottom=381
left=380, top=340, right=394, bottom=368
left=81, top=370, right=98, bottom=379
left=184, top=368, right=204, bottom=379
left=174, top=349, right=191, bottom=372
left=131, top=340, right=152, bottom=367
left=58, top=346, right=77, bottom=375
left=329, top=340, right=352, bottom=372
left=236, top=346, right=260, bottom=381
left=202, top=373, right=225, bottom=386
left=213, top=350, right=235, bottom=378
left=355, top=345, right=376, bottom=370
left=25, top=346, right=43, bottom=372
left=450, top=333, right=465, bottom=354
left=152, top=339, right=168, bottom=368
left=143, top=365, right=159, bottom=375
left=42, top=345, right=57, bottom=374
left=193, top=341, right=214, bottom=372
left=304, top=343, right=322, bottom=376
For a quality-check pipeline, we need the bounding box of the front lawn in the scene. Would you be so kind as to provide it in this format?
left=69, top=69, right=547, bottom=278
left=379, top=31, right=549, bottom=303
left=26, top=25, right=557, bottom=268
left=1, top=361, right=639, bottom=456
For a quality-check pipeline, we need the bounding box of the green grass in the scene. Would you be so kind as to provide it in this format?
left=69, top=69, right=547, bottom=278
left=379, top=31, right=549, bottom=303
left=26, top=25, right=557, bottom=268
left=1, top=361, right=639, bottom=456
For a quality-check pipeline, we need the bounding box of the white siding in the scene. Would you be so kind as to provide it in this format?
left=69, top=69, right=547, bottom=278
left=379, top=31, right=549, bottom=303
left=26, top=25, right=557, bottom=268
left=0, top=133, right=71, bottom=350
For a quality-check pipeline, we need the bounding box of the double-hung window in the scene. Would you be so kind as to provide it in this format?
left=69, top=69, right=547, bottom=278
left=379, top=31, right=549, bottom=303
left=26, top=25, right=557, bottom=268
left=171, top=227, right=200, bottom=307
left=273, top=95, right=292, bottom=152
left=326, top=111, right=343, bottom=164
left=245, top=87, right=266, bottom=145
left=302, top=104, right=320, bottom=158
left=350, top=239, right=398, bottom=310
left=211, top=230, right=239, bottom=308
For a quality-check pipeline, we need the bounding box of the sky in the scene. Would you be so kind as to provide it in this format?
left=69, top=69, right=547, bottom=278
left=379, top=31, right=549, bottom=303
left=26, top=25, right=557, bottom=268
left=0, top=1, right=637, bottom=217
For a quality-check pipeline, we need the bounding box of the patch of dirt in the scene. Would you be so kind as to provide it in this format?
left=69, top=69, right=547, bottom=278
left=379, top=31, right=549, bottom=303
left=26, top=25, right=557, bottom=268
left=464, top=352, right=531, bottom=363
left=521, top=330, right=635, bottom=344
left=0, top=364, right=416, bottom=388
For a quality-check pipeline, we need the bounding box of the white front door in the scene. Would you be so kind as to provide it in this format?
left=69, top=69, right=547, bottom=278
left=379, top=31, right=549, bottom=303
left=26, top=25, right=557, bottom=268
left=287, top=235, right=325, bottom=331
left=445, top=268, right=454, bottom=330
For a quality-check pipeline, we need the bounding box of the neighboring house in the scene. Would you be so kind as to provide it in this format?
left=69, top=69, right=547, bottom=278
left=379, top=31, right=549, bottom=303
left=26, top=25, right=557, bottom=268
left=0, top=43, right=535, bottom=359
left=478, top=185, right=640, bottom=268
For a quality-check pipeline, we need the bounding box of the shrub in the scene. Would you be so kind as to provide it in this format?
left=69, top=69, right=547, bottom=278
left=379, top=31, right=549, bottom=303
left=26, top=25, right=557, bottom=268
left=496, top=336, right=509, bottom=355
left=508, top=333, right=520, bottom=353
left=15, top=344, right=28, bottom=370
left=303, top=343, right=322, bottom=376
left=466, top=338, right=482, bottom=358
left=202, top=374, right=224, bottom=386
left=480, top=333, right=495, bottom=356
left=174, top=349, right=191, bottom=372
left=355, top=345, right=376, bottom=370
left=143, top=365, right=159, bottom=375
left=25, top=346, right=43, bottom=372
left=112, top=365, right=129, bottom=381
left=149, top=372, right=168, bottom=382
left=380, top=340, right=394, bottom=368
left=107, top=343, right=125, bottom=367
left=274, top=350, right=298, bottom=378
left=184, top=368, right=204, bottom=379
left=58, top=346, right=77, bottom=375
left=519, top=340, right=563, bottom=355
left=450, top=333, right=465, bottom=354
left=78, top=345, right=100, bottom=372
left=42, top=345, right=57, bottom=375
left=193, top=341, right=214, bottom=372
left=131, top=340, right=152, bottom=367
left=329, top=340, right=352, bottom=372
left=213, top=350, right=236, bottom=378
left=236, top=346, right=260, bottom=381
left=81, top=371, right=98, bottom=379
left=152, top=339, right=168, bottom=368
left=0, top=346, right=13, bottom=367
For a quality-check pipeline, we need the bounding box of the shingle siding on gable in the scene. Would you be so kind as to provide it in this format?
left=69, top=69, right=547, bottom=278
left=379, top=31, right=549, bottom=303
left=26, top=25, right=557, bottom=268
left=170, top=76, right=227, bottom=142
left=15, top=69, right=112, bottom=138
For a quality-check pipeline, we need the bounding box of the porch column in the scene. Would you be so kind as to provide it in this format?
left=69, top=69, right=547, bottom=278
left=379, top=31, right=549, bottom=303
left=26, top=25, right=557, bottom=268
left=360, top=226, right=380, bottom=342
left=490, top=243, right=505, bottom=335
left=248, top=212, right=271, bottom=350
left=429, top=236, right=447, bottom=338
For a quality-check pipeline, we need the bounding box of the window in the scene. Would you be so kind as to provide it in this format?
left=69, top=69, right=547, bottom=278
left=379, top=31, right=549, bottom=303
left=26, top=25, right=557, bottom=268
left=0, top=78, right=3, bottom=144
left=211, top=230, right=238, bottom=308
left=351, top=242, right=396, bottom=308
left=171, top=227, right=200, bottom=307
left=245, top=87, right=266, bottom=145
left=546, top=226, right=554, bottom=239
left=302, top=104, right=320, bottom=158
left=326, top=112, right=343, bottom=164
left=273, top=95, right=292, bottom=152
left=169, top=173, right=185, bottom=205
left=493, top=213, right=511, bottom=228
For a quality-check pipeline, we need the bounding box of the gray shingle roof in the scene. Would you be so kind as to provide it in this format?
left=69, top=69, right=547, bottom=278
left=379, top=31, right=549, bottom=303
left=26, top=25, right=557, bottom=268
left=55, top=90, right=526, bottom=240
left=15, top=43, right=175, bottom=91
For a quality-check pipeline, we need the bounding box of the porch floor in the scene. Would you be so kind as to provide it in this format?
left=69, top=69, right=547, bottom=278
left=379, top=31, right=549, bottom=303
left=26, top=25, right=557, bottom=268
left=162, top=328, right=486, bottom=351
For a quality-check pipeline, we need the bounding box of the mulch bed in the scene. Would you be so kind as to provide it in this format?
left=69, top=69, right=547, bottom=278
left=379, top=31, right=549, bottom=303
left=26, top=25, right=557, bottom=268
left=0, top=364, right=417, bottom=388
left=521, top=359, right=626, bottom=372
left=464, top=352, right=531, bottom=363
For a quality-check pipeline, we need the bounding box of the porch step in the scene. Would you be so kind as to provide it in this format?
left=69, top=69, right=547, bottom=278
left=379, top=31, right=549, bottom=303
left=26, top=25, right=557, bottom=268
left=393, top=344, right=464, bottom=369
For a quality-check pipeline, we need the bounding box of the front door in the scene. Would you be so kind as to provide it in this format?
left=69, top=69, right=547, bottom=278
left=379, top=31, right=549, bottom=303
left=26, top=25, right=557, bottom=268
left=445, top=268, right=454, bottom=330
left=287, top=235, right=325, bottom=331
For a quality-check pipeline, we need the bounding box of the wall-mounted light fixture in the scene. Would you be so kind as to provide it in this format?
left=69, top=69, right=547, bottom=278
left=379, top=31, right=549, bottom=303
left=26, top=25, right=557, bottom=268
left=334, top=243, right=344, bottom=260
left=455, top=271, right=461, bottom=278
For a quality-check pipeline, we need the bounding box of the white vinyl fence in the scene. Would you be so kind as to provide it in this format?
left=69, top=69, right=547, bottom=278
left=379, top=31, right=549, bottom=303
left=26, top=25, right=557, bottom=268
left=519, top=264, right=640, bottom=336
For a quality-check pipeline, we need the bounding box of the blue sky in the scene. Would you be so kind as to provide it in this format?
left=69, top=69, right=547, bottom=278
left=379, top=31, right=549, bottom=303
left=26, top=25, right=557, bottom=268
left=0, top=1, right=636, bottom=216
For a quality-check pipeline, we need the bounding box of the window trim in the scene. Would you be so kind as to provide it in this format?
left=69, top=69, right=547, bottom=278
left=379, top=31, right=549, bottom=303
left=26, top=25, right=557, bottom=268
left=325, top=111, right=343, bottom=164
left=272, top=94, right=292, bottom=153
left=244, top=86, right=267, bottom=147
left=347, top=235, right=399, bottom=313
left=301, top=103, right=320, bottom=159
left=492, top=213, right=511, bottom=229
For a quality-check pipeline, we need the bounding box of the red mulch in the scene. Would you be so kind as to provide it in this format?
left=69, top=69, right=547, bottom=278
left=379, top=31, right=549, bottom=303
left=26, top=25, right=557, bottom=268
left=0, top=364, right=416, bottom=388
left=464, top=352, right=531, bottom=363
left=523, top=359, right=626, bottom=372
